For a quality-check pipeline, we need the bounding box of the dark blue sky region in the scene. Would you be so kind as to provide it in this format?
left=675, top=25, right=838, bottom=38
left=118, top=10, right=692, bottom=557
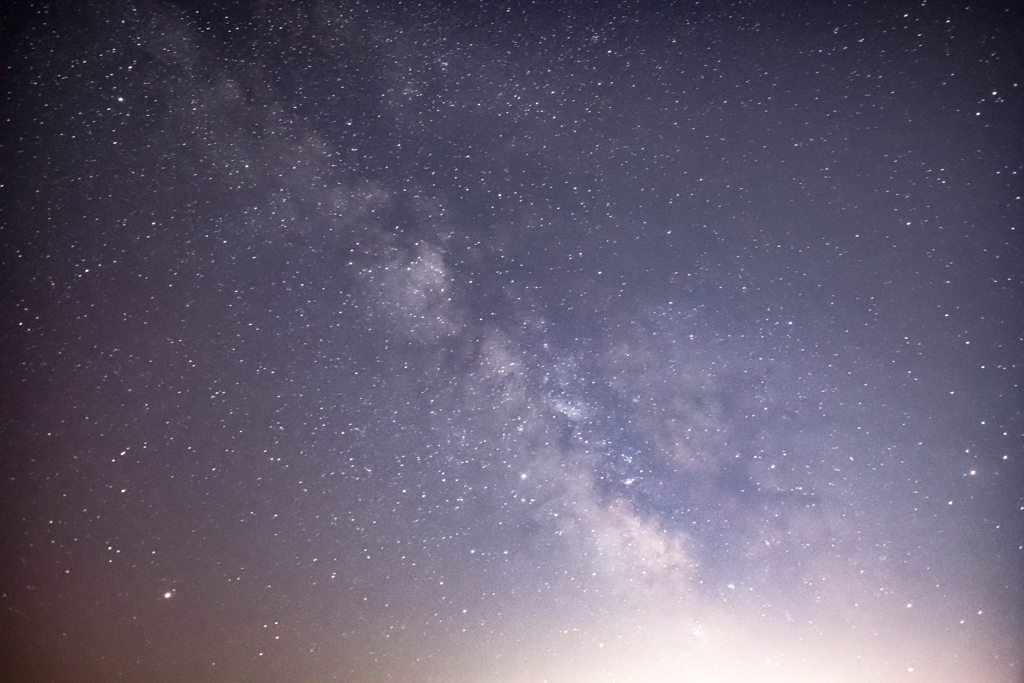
left=2, top=2, right=1022, bottom=682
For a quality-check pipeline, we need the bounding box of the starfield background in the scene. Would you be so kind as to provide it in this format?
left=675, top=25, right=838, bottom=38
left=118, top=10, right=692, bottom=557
left=1, top=1, right=1022, bottom=682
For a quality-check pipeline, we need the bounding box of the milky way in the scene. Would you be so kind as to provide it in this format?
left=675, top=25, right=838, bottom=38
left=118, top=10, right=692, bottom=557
left=2, top=2, right=1022, bottom=682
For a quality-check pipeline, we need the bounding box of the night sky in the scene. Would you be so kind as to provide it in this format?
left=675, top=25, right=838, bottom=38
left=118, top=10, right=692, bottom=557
left=2, top=2, right=1023, bottom=682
